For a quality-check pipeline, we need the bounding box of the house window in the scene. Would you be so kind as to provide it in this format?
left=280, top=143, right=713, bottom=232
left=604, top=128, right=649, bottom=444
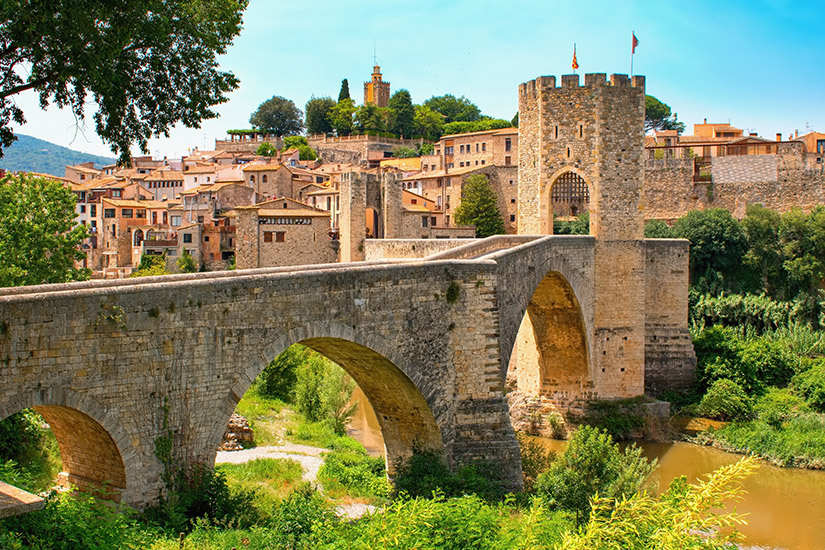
left=482, top=143, right=486, bottom=152
left=481, top=160, right=485, bottom=165
left=276, top=231, right=285, bottom=242
left=510, top=214, right=516, bottom=222
left=79, top=174, right=85, bottom=181
left=504, top=156, right=511, bottom=166
left=411, top=199, right=417, bottom=204
left=445, top=146, right=453, bottom=155
left=250, top=175, right=255, bottom=184
left=511, top=198, right=516, bottom=204
left=122, top=209, right=133, bottom=218
left=194, top=177, right=198, bottom=183
left=262, top=175, right=268, bottom=183
left=183, top=233, right=192, bottom=243
left=112, top=190, right=122, bottom=198
left=431, top=216, right=437, bottom=226
left=505, top=138, right=512, bottom=151
left=171, top=215, right=181, bottom=226
left=204, top=236, right=209, bottom=242
left=91, top=205, right=96, bottom=216
left=422, top=216, right=428, bottom=228
left=264, top=231, right=273, bottom=243
left=476, top=143, right=479, bottom=152
left=197, top=216, right=204, bottom=223
left=79, top=205, right=86, bottom=213
left=206, top=177, right=210, bottom=182
left=136, top=209, right=146, bottom=218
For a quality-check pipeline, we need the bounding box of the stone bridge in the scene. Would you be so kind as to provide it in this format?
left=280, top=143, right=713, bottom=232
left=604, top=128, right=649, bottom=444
left=0, top=234, right=693, bottom=508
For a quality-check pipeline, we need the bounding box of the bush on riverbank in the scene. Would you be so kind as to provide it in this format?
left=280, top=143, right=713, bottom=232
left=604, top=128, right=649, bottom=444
left=318, top=448, right=391, bottom=501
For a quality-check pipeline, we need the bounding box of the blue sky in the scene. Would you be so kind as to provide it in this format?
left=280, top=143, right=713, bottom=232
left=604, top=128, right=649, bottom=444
left=10, top=0, right=825, bottom=160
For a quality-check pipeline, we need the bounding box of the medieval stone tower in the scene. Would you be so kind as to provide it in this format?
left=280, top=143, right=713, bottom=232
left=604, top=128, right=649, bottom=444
left=512, top=73, right=694, bottom=422
left=364, top=65, right=390, bottom=108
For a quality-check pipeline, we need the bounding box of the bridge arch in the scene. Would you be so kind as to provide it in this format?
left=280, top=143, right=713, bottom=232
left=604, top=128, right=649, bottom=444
left=211, top=321, right=443, bottom=473
left=508, top=269, right=592, bottom=402
left=0, top=388, right=136, bottom=502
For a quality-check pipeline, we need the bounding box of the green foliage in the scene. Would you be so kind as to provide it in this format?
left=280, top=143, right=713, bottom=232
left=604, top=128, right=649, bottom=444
left=453, top=174, right=505, bottom=238
left=442, top=118, right=513, bottom=136
left=697, top=379, right=752, bottom=421
left=267, top=482, right=338, bottom=549
left=318, top=448, right=390, bottom=500
left=283, top=136, right=308, bottom=149
left=445, top=280, right=461, bottom=303
left=0, top=410, right=61, bottom=492
left=392, top=447, right=505, bottom=502
left=644, top=219, right=673, bottom=238
left=516, top=433, right=556, bottom=493
left=671, top=208, right=749, bottom=286
left=578, top=398, right=645, bottom=440
left=0, top=173, right=90, bottom=286
left=413, top=105, right=444, bottom=141
left=694, top=325, right=797, bottom=395
left=177, top=248, right=198, bottom=273
left=257, top=344, right=310, bottom=402
left=287, top=420, right=366, bottom=452
left=130, top=253, right=170, bottom=278
left=0, top=491, right=160, bottom=550
left=511, top=112, right=519, bottom=128
left=0, top=134, right=115, bottom=177
left=216, top=458, right=304, bottom=509
left=689, top=292, right=809, bottom=332
left=0, top=1, right=248, bottom=165
left=329, top=98, right=356, bottom=136
left=0, top=409, right=42, bottom=463
left=142, top=462, right=260, bottom=533
left=423, top=94, right=481, bottom=123
left=354, top=102, right=389, bottom=134
left=256, top=142, right=278, bottom=157
left=388, top=89, right=416, bottom=137
left=559, top=457, right=757, bottom=549
left=393, top=146, right=419, bottom=158
left=535, top=426, right=656, bottom=524
left=338, top=79, right=351, bottom=102
left=644, top=95, right=685, bottom=134
left=249, top=95, right=304, bottom=137
left=305, top=96, right=336, bottom=135
left=553, top=212, right=590, bottom=235
left=419, top=143, right=435, bottom=156
left=753, top=387, right=809, bottom=427
left=794, top=358, right=825, bottom=412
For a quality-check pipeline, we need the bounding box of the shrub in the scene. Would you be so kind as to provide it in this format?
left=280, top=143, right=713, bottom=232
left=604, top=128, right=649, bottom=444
left=177, top=248, right=198, bottom=273
left=0, top=409, right=43, bottom=462
left=257, top=344, right=311, bottom=402
left=534, top=425, right=656, bottom=524
left=268, top=482, right=337, bottom=548
left=794, top=359, right=825, bottom=412
left=516, top=433, right=556, bottom=493
left=130, top=253, right=169, bottom=277
left=753, top=387, right=810, bottom=427
left=294, top=355, right=331, bottom=422
left=697, top=379, right=752, bottom=421
left=318, top=449, right=390, bottom=500
left=392, top=447, right=505, bottom=502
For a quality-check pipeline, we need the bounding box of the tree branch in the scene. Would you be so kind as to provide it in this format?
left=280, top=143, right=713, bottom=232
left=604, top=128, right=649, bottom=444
left=0, top=77, right=50, bottom=99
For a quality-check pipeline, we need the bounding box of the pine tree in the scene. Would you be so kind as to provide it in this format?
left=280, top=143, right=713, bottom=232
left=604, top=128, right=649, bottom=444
left=338, top=79, right=351, bottom=102
left=453, top=174, right=505, bottom=238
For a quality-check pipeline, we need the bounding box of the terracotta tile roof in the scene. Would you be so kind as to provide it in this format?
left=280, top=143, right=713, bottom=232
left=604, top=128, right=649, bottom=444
left=403, top=203, right=439, bottom=213
left=402, top=164, right=479, bottom=181
left=241, top=161, right=282, bottom=172
left=67, top=165, right=102, bottom=174
left=185, top=164, right=219, bottom=175
left=145, top=169, right=184, bottom=181
left=441, top=127, right=517, bottom=139
left=101, top=198, right=168, bottom=209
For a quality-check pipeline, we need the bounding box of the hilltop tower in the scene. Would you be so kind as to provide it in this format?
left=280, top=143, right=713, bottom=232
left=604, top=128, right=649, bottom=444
left=364, top=65, right=390, bottom=108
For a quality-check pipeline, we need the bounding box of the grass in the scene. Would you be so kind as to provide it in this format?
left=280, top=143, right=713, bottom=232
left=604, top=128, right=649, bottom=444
left=694, top=413, right=825, bottom=469
left=216, top=458, right=304, bottom=510
left=234, top=387, right=289, bottom=446
left=317, top=449, right=390, bottom=504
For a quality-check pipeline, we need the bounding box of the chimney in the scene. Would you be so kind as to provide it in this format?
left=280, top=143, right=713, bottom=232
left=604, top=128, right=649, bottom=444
left=776, top=133, right=782, bottom=142
left=795, top=129, right=799, bottom=139
left=703, top=118, right=707, bottom=124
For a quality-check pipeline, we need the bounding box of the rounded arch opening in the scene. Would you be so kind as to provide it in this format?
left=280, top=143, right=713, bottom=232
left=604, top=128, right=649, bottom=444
left=507, top=271, right=591, bottom=402
left=219, top=335, right=442, bottom=477
left=548, top=169, right=592, bottom=235
left=0, top=405, right=126, bottom=501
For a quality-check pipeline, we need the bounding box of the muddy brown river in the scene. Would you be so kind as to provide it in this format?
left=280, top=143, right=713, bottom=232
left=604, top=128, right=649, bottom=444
left=348, top=389, right=825, bottom=550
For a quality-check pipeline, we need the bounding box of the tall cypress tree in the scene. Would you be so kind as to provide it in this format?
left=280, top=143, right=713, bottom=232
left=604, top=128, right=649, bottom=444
left=338, top=79, right=351, bottom=102
left=454, top=174, right=505, bottom=238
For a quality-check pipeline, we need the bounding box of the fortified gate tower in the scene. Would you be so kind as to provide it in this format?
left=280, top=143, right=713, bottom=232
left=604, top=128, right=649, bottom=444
left=513, top=73, right=695, bottom=420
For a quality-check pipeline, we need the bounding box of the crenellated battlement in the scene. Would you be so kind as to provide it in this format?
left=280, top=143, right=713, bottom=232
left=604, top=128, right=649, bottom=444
left=519, top=73, right=645, bottom=96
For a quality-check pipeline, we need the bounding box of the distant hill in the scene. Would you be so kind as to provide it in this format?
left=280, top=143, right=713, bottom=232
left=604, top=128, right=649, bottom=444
left=0, top=134, right=116, bottom=177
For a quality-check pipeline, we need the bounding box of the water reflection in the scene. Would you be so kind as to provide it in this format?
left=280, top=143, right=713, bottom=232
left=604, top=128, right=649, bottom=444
left=346, top=386, right=384, bottom=457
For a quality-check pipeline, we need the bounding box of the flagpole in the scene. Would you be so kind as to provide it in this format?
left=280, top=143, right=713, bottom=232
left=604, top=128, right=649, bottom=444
left=573, top=43, right=577, bottom=74
left=630, top=31, right=634, bottom=77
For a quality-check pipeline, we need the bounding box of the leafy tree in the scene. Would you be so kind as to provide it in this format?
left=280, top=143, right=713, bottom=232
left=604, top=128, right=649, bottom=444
left=388, top=89, right=415, bottom=137
left=130, top=254, right=170, bottom=277
left=697, top=379, right=752, bottom=421
left=644, top=95, right=685, bottom=134
left=294, top=354, right=332, bottom=422
left=393, top=146, right=418, bottom=158
left=0, top=0, right=248, bottom=165
left=442, top=118, right=513, bottom=136
left=321, top=368, right=358, bottom=436
left=297, top=145, right=317, bottom=161
left=413, top=105, right=444, bottom=141
left=454, top=174, right=505, bottom=238
left=338, top=79, right=351, bottom=102
left=354, top=103, right=388, bottom=134
left=511, top=112, right=519, bottom=128
left=423, top=94, right=481, bottom=123
left=554, top=212, right=590, bottom=235
left=644, top=219, right=673, bottom=238
left=535, top=425, right=656, bottom=524
left=177, top=248, right=198, bottom=273
left=257, top=344, right=312, bottom=402
left=671, top=208, right=748, bottom=285
left=328, top=98, right=355, bottom=136
left=779, top=206, right=825, bottom=297
left=418, top=143, right=435, bottom=156
left=256, top=142, right=278, bottom=157
left=249, top=96, right=304, bottom=137
left=305, top=96, right=335, bottom=135
left=741, top=204, right=783, bottom=294
left=283, top=136, right=308, bottom=149
left=0, top=173, right=89, bottom=286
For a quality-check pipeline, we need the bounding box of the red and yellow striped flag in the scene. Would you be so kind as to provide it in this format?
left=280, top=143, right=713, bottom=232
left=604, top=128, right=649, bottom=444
left=572, top=44, right=579, bottom=70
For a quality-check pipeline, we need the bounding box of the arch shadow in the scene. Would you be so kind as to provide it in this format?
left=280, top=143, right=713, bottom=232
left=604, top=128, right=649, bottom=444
left=544, top=167, right=595, bottom=235
left=0, top=388, right=136, bottom=502
left=209, top=323, right=444, bottom=474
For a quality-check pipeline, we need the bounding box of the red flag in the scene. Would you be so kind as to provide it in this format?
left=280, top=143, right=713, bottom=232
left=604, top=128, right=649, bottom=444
left=632, top=32, right=639, bottom=54
left=572, top=44, right=579, bottom=70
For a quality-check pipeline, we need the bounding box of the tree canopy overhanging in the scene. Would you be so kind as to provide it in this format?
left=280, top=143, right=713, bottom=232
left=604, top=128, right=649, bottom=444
left=0, top=0, right=249, bottom=165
